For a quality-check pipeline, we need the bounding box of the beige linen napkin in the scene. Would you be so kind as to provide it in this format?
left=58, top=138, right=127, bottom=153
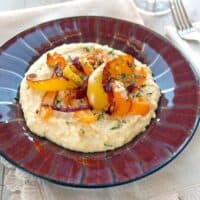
left=1, top=0, right=200, bottom=200
left=0, top=0, right=143, bottom=46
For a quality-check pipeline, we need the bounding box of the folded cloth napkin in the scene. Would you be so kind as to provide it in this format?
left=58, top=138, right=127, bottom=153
left=165, top=23, right=200, bottom=77
left=0, top=0, right=143, bottom=46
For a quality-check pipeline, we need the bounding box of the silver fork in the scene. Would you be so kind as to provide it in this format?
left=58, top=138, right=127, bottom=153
left=170, top=0, right=200, bottom=42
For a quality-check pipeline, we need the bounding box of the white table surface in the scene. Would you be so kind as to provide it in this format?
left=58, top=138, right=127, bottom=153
left=0, top=0, right=68, bottom=12
left=0, top=0, right=199, bottom=199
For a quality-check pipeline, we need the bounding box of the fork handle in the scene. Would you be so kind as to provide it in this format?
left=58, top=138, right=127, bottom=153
left=181, top=30, right=200, bottom=43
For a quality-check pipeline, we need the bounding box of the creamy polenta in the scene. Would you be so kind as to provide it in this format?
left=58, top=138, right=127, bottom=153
left=20, top=43, right=160, bottom=152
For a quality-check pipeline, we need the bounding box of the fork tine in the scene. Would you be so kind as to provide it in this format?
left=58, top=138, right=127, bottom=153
left=177, top=0, right=193, bottom=29
left=175, top=0, right=187, bottom=29
left=174, top=0, right=187, bottom=30
left=170, top=0, right=183, bottom=30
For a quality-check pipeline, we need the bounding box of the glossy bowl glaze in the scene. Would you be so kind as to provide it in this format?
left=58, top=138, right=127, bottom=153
left=0, top=16, right=199, bottom=188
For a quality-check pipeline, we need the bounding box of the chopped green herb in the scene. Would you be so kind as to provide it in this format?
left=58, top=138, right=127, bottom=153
left=130, top=79, right=136, bottom=85
left=117, top=73, right=130, bottom=80
left=66, top=121, right=72, bottom=125
left=110, top=120, right=124, bottom=130
left=147, top=92, right=153, bottom=95
left=141, top=84, right=146, bottom=88
left=110, top=125, right=121, bottom=130
left=121, top=119, right=127, bottom=124
left=55, top=99, right=61, bottom=104
left=97, top=110, right=105, bottom=120
left=54, top=97, right=61, bottom=107
left=131, top=63, right=136, bottom=68
left=131, top=92, right=142, bottom=98
left=108, top=50, right=115, bottom=55
left=92, top=110, right=97, bottom=115
left=135, top=74, right=145, bottom=79
left=121, top=73, right=127, bottom=79
left=68, top=55, right=72, bottom=62
left=118, top=73, right=130, bottom=80
left=135, top=92, right=142, bottom=97
left=104, top=143, right=113, bottom=147
left=84, top=47, right=90, bottom=52
left=80, top=75, right=85, bottom=80
left=80, top=99, right=85, bottom=103
left=79, top=128, right=85, bottom=135
left=84, top=61, right=88, bottom=65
